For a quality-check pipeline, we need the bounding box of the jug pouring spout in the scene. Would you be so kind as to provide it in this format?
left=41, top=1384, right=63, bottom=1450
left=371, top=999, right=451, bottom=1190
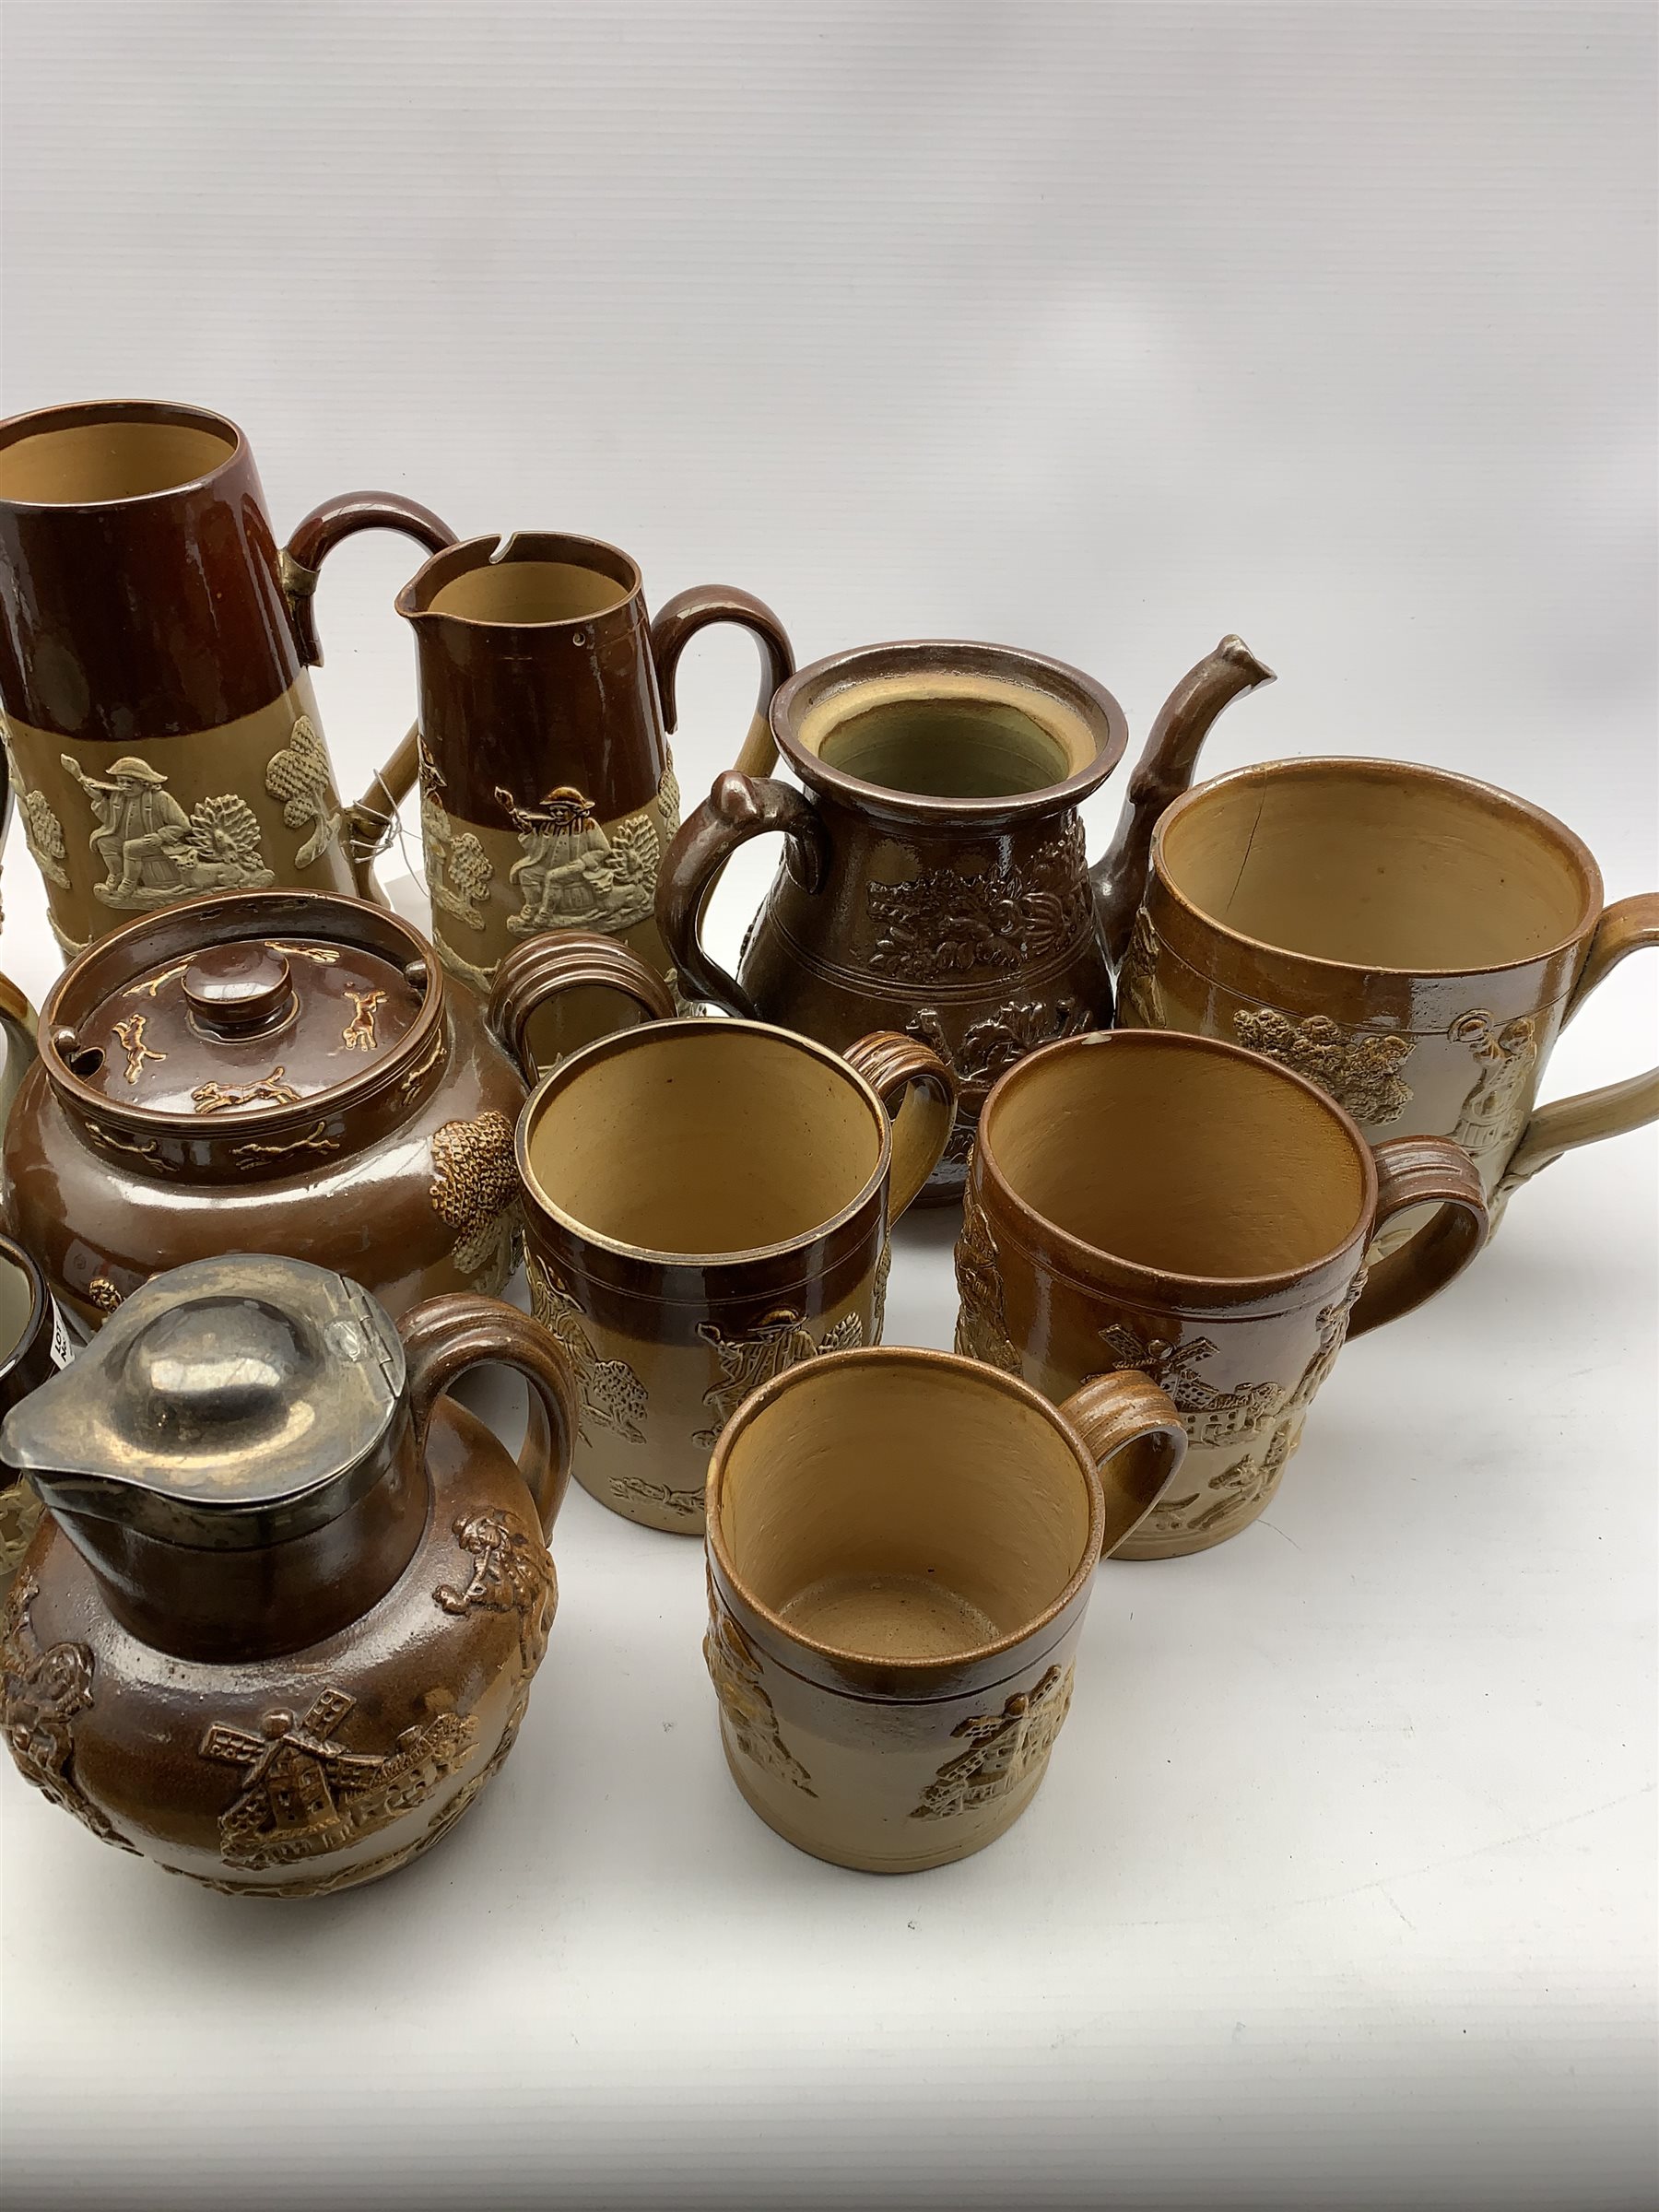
left=1091, top=634, right=1276, bottom=965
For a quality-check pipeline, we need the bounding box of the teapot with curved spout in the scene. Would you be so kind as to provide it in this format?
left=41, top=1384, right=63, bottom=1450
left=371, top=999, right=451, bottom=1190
left=656, top=634, right=1273, bottom=1198
left=0, top=1254, right=578, bottom=1895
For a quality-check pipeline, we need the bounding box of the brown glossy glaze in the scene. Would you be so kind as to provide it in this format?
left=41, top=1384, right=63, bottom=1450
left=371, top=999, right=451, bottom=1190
left=957, top=1030, right=1488, bottom=1559
left=1101, top=747, right=1659, bottom=1234
left=0, top=1233, right=69, bottom=1597
left=703, top=1347, right=1184, bottom=1872
left=0, top=400, right=455, bottom=955
left=658, top=635, right=1272, bottom=1199
left=488, top=932, right=957, bottom=1533
left=388, top=535, right=792, bottom=1006
left=0, top=1256, right=577, bottom=1895
left=3, top=888, right=537, bottom=1331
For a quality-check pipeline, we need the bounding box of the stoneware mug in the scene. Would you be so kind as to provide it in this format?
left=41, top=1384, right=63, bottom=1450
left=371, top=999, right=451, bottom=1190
left=489, top=935, right=958, bottom=1533
left=0, top=1231, right=69, bottom=1596
left=957, top=1029, right=1489, bottom=1559
left=1100, top=753, right=1659, bottom=1239
left=702, top=1346, right=1184, bottom=1873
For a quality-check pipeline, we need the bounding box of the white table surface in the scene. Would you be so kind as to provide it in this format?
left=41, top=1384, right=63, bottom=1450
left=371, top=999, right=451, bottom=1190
left=0, top=846, right=1653, bottom=2211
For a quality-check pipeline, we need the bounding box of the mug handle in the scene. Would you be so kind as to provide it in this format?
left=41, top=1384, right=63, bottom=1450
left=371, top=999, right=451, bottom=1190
left=1057, top=1371, right=1188, bottom=1557
left=398, top=1291, right=581, bottom=1538
left=487, top=929, right=677, bottom=1085
left=649, top=584, right=794, bottom=782
left=657, top=771, right=829, bottom=1017
left=1348, top=1135, right=1489, bottom=1336
left=0, top=967, right=37, bottom=1136
left=840, top=1033, right=959, bottom=1223
left=1499, top=892, right=1659, bottom=1198
left=280, top=490, right=459, bottom=901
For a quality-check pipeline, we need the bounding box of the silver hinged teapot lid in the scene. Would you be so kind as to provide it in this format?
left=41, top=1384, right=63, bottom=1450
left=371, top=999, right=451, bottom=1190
left=0, top=1254, right=407, bottom=1548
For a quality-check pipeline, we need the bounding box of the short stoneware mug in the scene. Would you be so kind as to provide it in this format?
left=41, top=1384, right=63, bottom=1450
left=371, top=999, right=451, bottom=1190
left=490, top=935, right=958, bottom=1532
left=957, top=1030, right=1489, bottom=1559
left=1102, top=754, right=1659, bottom=1240
left=702, top=1346, right=1185, bottom=1872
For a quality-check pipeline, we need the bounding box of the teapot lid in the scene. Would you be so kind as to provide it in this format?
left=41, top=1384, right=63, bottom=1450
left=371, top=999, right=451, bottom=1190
left=56, top=932, right=424, bottom=1114
left=0, top=1255, right=407, bottom=1548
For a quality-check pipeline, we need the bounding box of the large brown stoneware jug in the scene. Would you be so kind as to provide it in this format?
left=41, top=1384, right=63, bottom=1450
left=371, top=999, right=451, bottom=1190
left=0, top=1254, right=578, bottom=1896
left=392, top=533, right=793, bottom=1007
left=658, top=636, right=1273, bottom=1198
left=0, top=398, right=455, bottom=959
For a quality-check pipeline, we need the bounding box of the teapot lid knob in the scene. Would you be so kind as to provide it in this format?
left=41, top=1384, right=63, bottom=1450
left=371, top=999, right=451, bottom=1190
left=182, top=943, right=298, bottom=1040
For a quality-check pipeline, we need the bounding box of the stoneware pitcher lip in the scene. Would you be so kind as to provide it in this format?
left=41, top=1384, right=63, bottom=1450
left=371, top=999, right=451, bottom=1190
left=769, top=637, right=1130, bottom=826
left=975, top=1028, right=1379, bottom=1309
left=515, top=1015, right=893, bottom=1273
left=394, top=529, right=644, bottom=629
left=1151, top=755, right=1606, bottom=981
left=0, top=396, right=247, bottom=512
left=704, top=1344, right=1107, bottom=1694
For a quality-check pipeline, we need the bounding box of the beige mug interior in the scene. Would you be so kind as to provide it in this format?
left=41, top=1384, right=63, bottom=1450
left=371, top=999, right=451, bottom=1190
left=0, top=1250, right=38, bottom=1363
left=794, top=669, right=1102, bottom=800
left=524, top=1025, right=884, bottom=1255
left=716, top=1356, right=1093, bottom=1664
left=1159, top=763, right=1598, bottom=973
left=0, top=407, right=236, bottom=505
left=986, top=1037, right=1369, bottom=1278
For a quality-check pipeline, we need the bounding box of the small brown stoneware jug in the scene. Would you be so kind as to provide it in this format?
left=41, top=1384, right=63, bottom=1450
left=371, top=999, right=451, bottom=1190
left=958, top=1030, right=1489, bottom=1559
left=2, top=886, right=553, bottom=1332
left=0, top=1232, right=69, bottom=1597
left=1098, top=739, right=1659, bottom=1236
left=392, top=533, right=792, bottom=1004
left=657, top=635, right=1274, bottom=1197
left=0, top=398, right=455, bottom=959
left=0, top=1254, right=577, bottom=1896
left=703, top=1347, right=1184, bottom=1872
left=488, top=933, right=957, bottom=1533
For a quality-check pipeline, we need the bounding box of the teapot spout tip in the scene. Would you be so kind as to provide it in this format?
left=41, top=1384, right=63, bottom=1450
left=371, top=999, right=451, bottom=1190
left=1217, top=635, right=1277, bottom=688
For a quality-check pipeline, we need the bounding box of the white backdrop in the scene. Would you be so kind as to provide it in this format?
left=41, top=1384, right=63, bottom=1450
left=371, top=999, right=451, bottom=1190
left=0, top=6, right=1654, bottom=2208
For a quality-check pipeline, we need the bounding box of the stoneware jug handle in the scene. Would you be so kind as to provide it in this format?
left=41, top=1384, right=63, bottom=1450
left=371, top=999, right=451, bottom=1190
left=1057, top=1371, right=1188, bottom=1558
left=649, top=584, right=794, bottom=782
left=841, top=1032, right=959, bottom=1223
left=398, top=1292, right=581, bottom=1538
left=1348, top=1135, right=1489, bottom=1336
left=1091, top=635, right=1277, bottom=965
left=280, top=489, right=458, bottom=902
left=1499, top=891, right=1659, bottom=1198
left=487, top=930, right=677, bottom=1085
left=657, top=771, right=829, bottom=1016
left=0, top=966, right=38, bottom=1139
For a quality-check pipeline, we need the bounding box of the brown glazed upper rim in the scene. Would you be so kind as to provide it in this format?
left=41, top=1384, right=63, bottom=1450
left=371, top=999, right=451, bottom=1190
left=395, top=530, right=644, bottom=628
left=0, top=397, right=247, bottom=512
left=516, top=1017, right=893, bottom=1277
left=975, top=1028, right=1379, bottom=1310
left=705, top=1345, right=1107, bottom=1691
left=1152, top=756, right=1606, bottom=981
left=769, top=638, right=1130, bottom=826
left=39, top=887, right=447, bottom=1141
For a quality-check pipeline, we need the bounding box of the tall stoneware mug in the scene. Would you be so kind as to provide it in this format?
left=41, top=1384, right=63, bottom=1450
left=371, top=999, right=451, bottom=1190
left=1100, top=754, right=1659, bottom=1238
left=489, top=935, right=957, bottom=1533
left=957, top=1030, right=1489, bottom=1559
left=702, top=1346, right=1185, bottom=1872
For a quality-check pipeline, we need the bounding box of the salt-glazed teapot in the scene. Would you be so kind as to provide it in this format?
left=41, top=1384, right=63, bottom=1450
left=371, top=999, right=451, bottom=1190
left=3, top=885, right=564, bottom=1332
left=0, top=1255, right=577, bottom=1896
left=657, top=635, right=1273, bottom=1197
